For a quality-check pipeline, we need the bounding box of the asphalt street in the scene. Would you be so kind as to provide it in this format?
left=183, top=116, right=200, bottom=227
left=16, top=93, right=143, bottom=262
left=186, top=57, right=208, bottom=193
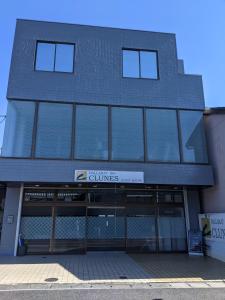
left=0, top=287, right=225, bottom=300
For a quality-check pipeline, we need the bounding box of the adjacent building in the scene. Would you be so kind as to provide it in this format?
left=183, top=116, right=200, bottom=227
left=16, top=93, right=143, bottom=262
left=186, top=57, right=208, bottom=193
left=203, top=108, right=225, bottom=213
left=0, top=19, right=214, bottom=256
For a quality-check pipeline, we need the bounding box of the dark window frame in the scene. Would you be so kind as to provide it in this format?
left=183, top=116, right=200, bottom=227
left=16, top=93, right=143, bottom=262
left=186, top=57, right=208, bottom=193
left=2, top=99, right=209, bottom=166
left=34, top=41, right=75, bottom=74
left=122, top=48, right=159, bottom=80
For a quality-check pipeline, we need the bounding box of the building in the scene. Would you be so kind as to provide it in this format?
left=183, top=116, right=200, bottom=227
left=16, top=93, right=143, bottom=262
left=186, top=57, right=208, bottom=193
left=203, top=108, right=225, bottom=213
left=0, top=19, right=214, bottom=256
left=198, top=108, right=225, bottom=262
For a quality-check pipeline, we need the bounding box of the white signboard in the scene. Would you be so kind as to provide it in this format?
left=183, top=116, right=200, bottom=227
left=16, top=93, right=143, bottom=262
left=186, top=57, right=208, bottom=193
left=199, top=213, right=225, bottom=262
left=74, top=170, right=144, bottom=183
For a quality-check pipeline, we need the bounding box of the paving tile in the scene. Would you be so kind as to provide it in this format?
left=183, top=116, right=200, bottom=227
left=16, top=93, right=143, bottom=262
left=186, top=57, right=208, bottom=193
left=0, top=253, right=225, bottom=285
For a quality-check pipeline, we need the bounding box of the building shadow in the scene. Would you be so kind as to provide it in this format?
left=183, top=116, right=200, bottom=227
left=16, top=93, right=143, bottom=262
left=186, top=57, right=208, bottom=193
left=0, top=252, right=224, bottom=282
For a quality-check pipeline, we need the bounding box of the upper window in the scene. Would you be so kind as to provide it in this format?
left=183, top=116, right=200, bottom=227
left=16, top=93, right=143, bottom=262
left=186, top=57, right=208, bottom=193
left=35, top=42, right=75, bottom=73
left=123, top=49, right=158, bottom=79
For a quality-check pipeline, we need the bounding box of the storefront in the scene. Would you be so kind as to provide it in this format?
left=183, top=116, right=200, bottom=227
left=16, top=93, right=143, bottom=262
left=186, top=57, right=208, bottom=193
left=20, top=185, right=187, bottom=254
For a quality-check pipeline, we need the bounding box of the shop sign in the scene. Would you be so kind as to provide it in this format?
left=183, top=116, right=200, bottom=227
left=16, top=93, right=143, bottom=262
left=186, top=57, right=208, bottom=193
left=74, top=170, right=144, bottom=183
left=199, top=213, right=225, bottom=242
left=199, top=213, right=225, bottom=262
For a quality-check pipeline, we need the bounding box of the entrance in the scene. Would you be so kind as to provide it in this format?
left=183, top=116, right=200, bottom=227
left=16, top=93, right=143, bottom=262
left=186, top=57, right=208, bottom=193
left=87, top=207, right=126, bottom=250
left=20, top=187, right=187, bottom=254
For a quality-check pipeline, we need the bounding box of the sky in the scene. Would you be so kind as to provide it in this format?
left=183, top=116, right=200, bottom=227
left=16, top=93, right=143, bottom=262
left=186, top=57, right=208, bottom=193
left=0, top=0, right=225, bottom=147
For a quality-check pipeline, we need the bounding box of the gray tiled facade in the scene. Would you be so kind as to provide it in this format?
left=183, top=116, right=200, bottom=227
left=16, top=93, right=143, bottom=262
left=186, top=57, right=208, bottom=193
left=8, top=20, right=205, bottom=109
left=0, top=19, right=214, bottom=256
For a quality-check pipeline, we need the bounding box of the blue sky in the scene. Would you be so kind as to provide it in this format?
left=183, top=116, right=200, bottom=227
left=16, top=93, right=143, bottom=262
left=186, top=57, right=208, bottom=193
left=0, top=0, right=225, bottom=146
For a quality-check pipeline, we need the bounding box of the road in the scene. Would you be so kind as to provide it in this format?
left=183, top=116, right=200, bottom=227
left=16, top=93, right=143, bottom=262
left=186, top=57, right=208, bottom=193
left=0, top=287, right=225, bottom=300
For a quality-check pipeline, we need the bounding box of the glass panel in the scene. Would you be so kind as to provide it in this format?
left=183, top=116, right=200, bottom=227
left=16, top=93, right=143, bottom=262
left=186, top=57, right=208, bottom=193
left=55, top=44, right=74, bottom=72
left=35, top=103, right=73, bottom=158
left=88, top=191, right=124, bottom=205
left=123, top=50, right=139, bottom=78
left=112, top=107, right=144, bottom=160
left=146, top=109, right=180, bottom=162
left=158, top=191, right=183, bottom=204
left=55, top=207, right=86, bottom=239
left=2, top=101, right=35, bottom=157
left=20, top=206, right=52, bottom=240
left=75, top=105, right=108, bottom=160
left=127, top=207, right=156, bottom=252
left=179, top=111, right=208, bottom=163
left=35, top=42, right=55, bottom=71
left=140, top=51, right=158, bottom=79
left=158, top=207, right=187, bottom=251
left=87, top=208, right=125, bottom=239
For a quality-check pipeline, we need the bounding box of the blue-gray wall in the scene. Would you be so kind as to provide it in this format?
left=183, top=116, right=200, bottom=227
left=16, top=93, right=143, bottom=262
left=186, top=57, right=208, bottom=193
left=0, top=19, right=213, bottom=187
left=0, top=159, right=214, bottom=186
left=187, top=190, right=201, bottom=231
left=7, top=19, right=204, bottom=110
left=203, top=112, right=225, bottom=213
left=0, top=187, right=21, bottom=255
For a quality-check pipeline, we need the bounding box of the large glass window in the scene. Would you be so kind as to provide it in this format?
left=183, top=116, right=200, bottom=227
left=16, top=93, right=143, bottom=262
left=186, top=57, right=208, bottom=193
left=146, top=109, right=180, bottom=162
left=123, top=49, right=158, bottom=79
left=35, top=42, right=74, bottom=73
left=112, top=107, right=144, bottom=160
left=75, top=105, right=108, bottom=160
left=35, top=103, right=73, bottom=158
left=179, top=111, right=208, bottom=163
left=2, top=101, right=35, bottom=157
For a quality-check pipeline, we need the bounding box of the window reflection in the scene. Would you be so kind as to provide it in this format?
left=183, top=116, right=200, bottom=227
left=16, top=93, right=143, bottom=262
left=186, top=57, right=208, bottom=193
left=123, top=49, right=158, bottom=79
left=112, top=107, right=144, bottom=160
left=146, top=109, right=180, bottom=162
left=2, top=101, right=35, bottom=157
left=55, top=44, right=74, bottom=72
left=179, top=111, right=208, bottom=163
left=35, top=43, right=55, bottom=71
left=140, top=51, right=158, bottom=79
left=35, top=103, right=73, bottom=158
left=75, top=105, right=108, bottom=160
left=123, top=50, right=139, bottom=78
left=35, top=42, right=74, bottom=73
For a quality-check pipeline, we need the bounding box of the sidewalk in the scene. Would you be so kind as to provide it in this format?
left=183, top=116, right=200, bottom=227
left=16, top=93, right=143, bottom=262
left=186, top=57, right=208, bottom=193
left=0, top=252, right=224, bottom=287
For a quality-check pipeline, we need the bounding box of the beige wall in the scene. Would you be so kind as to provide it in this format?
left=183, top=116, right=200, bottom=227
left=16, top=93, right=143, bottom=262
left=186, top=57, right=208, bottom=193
left=203, top=113, right=225, bottom=213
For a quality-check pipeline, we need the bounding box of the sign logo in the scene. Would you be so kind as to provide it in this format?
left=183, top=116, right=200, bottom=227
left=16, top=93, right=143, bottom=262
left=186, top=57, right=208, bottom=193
left=75, top=170, right=87, bottom=181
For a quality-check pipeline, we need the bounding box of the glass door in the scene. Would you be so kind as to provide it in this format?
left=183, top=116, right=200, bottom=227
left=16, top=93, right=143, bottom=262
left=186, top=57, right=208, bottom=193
left=20, top=206, right=52, bottom=254
left=52, top=206, right=86, bottom=253
left=126, top=206, right=157, bottom=252
left=158, top=207, right=187, bottom=252
left=87, top=207, right=126, bottom=250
